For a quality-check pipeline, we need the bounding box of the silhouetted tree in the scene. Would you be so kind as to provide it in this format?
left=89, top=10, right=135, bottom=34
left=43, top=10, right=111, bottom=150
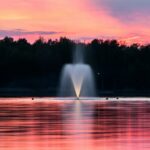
left=0, top=36, right=150, bottom=96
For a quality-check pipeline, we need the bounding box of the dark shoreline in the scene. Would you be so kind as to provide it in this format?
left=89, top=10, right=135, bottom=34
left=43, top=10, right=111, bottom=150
left=0, top=88, right=150, bottom=97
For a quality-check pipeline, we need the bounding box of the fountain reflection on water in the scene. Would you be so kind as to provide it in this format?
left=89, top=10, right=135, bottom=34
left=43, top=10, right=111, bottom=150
left=63, top=100, right=94, bottom=150
left=59, top=45, right=96, bottom=98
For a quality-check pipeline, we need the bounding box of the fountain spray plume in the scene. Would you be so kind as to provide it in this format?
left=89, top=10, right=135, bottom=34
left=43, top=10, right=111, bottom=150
left=73, top=44, right=84, bottom=64
left=59, top=44, right=96, bottom=99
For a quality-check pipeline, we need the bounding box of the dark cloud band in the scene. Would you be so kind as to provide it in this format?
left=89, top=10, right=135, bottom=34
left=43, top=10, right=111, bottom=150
left=0, top=29, right=58, bottom=37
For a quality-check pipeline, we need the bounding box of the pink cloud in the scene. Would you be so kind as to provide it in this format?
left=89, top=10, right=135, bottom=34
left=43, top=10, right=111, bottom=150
left=0, top=0, right=150, bottom=44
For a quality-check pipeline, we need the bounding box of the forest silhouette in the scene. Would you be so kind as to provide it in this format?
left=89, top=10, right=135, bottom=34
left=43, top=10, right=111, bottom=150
left=0, top=37, right=150, bottom=96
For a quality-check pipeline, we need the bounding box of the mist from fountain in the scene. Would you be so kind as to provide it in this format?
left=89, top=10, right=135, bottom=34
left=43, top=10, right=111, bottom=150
left=59, top=46, right=96, bottom=98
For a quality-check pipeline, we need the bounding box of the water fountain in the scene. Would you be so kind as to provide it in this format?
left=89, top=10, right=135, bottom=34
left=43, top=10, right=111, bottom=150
left=59, top=45, right=96, bottom=99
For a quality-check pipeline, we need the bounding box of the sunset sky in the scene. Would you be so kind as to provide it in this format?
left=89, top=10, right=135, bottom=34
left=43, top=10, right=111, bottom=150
left=0, top=0, right=150, bottom=44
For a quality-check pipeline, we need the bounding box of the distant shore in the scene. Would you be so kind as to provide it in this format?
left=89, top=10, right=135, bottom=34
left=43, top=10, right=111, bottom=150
left=0, top=88, right=150, bottom=97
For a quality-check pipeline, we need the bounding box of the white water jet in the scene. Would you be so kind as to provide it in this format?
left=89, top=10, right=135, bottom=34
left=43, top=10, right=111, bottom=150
left=59, top=46, right=96, bottom=98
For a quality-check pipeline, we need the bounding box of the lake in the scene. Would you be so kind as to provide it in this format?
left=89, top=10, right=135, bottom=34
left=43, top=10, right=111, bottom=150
left=0, top=98, right=150, bottom=150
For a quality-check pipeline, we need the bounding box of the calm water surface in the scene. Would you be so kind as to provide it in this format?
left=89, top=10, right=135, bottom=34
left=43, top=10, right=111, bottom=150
left=0, top=98, right=150, bottom=150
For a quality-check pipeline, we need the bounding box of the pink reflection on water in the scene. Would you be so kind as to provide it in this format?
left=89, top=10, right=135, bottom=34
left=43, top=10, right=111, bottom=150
left=0, top=99, right=150, bottom=150
left=62, top=100, right=94, bottom=150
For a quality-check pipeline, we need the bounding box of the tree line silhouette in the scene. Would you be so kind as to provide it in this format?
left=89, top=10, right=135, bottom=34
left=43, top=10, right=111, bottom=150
left=0, top=37, right=150, bottom=96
